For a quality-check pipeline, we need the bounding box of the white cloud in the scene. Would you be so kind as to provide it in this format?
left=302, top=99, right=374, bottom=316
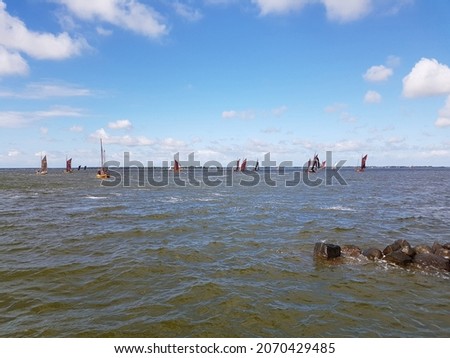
left=363, top=65, right=393, bottom=82
left=251, top=0, right=310, bottom=15
left=222, top=109, right=255, bottom=120
left=0, top=1, right=87, bottom=61
left=272, top=105, right=288, bottom=117
left=340, top=112, right=357, bottom=123
left=35, top=106, right=85, bottom=118
left=0, top=111, right=29, bottom=128
left=261, top=127, right=281, bottom=133
left=7, top=149, right=20, bottom=157
left=435, top=96, right=450, bottom=128
left=324, top=103, right=347, bottom=113
left=403, top=58, right=450, bottom=98
left=252, top=0, right=372, bottom=22
left=0, top=46, right=29, bottom=76
left=90, top=128, right=154, bottom=146
left=0, top=81, right=92, bottom=98
left=70, top=125, right=84, bottom=132
left=333, top=139, right=362, bottom=152
left=108, top=119, right=132, bottom=129
left=96, top=26, right=113, bottom=36
left=160, top=137, right=186, bottom=150
left=40, top=127, right=49, bottom=135
left=173, top=2, right=203, bottom=22
left=386, top=55, right=401, bottom=68
left=321, top=0, right=372, bottom=22
left=364, top=90, right=382, bottom=103
left=0, top=106, right=85, bottom=128
left=56, top=0, right=168, bottom=38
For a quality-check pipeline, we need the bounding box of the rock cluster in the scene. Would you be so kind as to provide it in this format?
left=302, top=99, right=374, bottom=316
left=314, top=240, right=450, bottom=272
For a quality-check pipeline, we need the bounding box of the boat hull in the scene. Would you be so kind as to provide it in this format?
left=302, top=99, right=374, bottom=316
left=96, top=173, right=110, bottom=179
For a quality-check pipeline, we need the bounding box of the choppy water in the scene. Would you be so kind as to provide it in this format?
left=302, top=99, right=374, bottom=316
left=0, top=167, right=449, bottom=337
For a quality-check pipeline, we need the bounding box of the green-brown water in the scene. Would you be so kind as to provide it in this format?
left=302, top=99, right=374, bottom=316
left=0, top=168, right=449, bottom=337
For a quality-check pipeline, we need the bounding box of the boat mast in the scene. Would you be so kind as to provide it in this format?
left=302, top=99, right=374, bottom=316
left=100, top=139, right=104, bottom=169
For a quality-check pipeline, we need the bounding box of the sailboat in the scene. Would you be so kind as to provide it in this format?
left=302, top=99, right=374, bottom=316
left=306, top=154, right=321, bottom=173
left=240, top=158, right=247, bottom=171
left=64, top=157, right=73, bottom=173
left=254, top=159, right=259, bottom=171
left=234, top=159, right=240, bottom=172
left=96, top=139, right=110, bottom=179
left=356, top=154, right=368, bottom=172
left=173, top=158, right=181, bottom=173
left=36, top=154, right=48, bottom=175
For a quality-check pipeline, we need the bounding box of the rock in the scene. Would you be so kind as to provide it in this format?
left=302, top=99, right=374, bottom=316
left=383, top=240, right=414, bottom=256
left=443, top=243, right=450, bottom=250
left=431, top=242, right=450, bottom=259
left=383, top=242, right=401, bottom=255
left=414, top=244, right=433, bottom=255
left=412, top=253, right=450, bottom=271
left=434, top=247, right=450, bottom=259
left=362, top=248, right=383, bottom=260
left=383, top=251, right=413, bottom=266
left=395, top=239, right=415, bottom=257
left=432, top=242, right=443, bottom=253
left=341, top=244, right=362, bottom=257
left=314, top=243, right=341, bottom=259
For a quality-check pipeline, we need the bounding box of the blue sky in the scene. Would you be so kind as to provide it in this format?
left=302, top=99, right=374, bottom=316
left=1, top=0, right=450, bottom=168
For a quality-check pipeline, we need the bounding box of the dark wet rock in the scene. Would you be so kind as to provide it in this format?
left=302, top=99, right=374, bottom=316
left=362, top=248, right=383, bottom=260
left=443, top=243, right=450, bottom=250
left=412, top=253, right=450, bottom=271
left=434, top=247, right=450, bottom=259
left=395, top=239, right=415, bottom=257
left=383, top=240, right=414, bottom=257
left=414, top=244, right=433, bottom=255
left=383, top=251, right=413, bottom=266
left=383, top=242, right=402, bottom=255
left=432, top=242, right=443, bottom=253
left=341, top=245, right=362, bottom=257
left=314, top=243, right=341, bottom=259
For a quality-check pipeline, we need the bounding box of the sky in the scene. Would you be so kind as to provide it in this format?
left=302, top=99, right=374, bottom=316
left=1, top=0, right=450, bottom=168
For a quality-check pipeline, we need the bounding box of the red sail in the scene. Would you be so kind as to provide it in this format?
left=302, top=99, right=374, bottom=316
left=241, top=158, right=247, bottom=171
left=66, top=158, right=72, bottom=171
left=174, top=159, right=180, bottom=172
left=361, top=154, right=367, bottom=169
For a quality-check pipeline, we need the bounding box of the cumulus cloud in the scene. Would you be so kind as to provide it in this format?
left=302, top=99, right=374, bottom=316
left=108, top=119, right=132, bottom=129
left=91, top=127, right=154, bottom=146
left=364, top=90, right=382, bottom=103
left=321, top=0, right=372, bottom=22
left=55, top=0, right=168, bottom=38
left=435, top=96, right=450, bottom=128
left=363, top=65, right=393, bottom=82
left=0, top=46, right=29, bottom=76
left=0, top=1, right=87, bottom=62
left=403, top=58, right=450, bottom=98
